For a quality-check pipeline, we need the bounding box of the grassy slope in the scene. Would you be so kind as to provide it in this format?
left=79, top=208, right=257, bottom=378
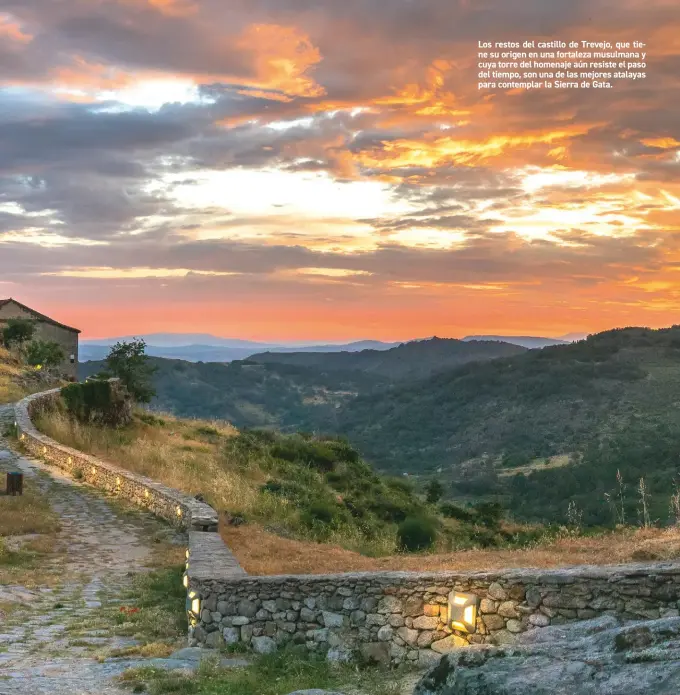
left=0, top=346, right=34, bottom=404
left=34, top=406, right=454, bottom=558
left=0, top=346, right=65, bottom=404
left=250, top=336, right=527, bottom=380
left=34, top=396, right=680, bottom=575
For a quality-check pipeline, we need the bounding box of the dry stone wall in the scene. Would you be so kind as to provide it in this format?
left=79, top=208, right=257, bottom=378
left=16, top=389, right=680, bottom=666
left=186, top=549, right=680, bottom=665
left=14, top=389, right=219, bottom=531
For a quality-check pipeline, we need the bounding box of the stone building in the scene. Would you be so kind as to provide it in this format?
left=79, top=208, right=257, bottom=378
left=0, top=298, right=80, bottom=379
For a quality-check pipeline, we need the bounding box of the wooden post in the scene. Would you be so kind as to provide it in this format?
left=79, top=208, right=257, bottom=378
left=6, top=472, right=23, bottom=496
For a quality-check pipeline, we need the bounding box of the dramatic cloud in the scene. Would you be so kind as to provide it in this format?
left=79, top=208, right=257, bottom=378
left=0, top=0, right=679, bottom=339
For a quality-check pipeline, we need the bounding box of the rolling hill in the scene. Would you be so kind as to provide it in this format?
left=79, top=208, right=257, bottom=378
left=461, top=335, right=570, bottom=349
left=79, top=337, right=402, bottom=363
left=250, top=337, right=527, bottom=380
left=326, top=326, right=680, bottom=525
left=78, top=357, right=387, bottom=429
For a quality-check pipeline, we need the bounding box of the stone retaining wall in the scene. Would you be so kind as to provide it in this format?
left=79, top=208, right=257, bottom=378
left=17, top=389, right=680, bottom=666
left=186, top=542, right=680, bottom=665
left=14, top=389, right=219, bottom=531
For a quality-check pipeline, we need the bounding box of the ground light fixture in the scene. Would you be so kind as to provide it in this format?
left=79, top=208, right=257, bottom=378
left=448, top=591, right=479, bottom=633
left=187, top=590, right=200, bottom=617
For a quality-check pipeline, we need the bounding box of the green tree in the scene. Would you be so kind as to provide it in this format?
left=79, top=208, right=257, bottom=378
left=424, top=479, right=444, bottom=504
left=2, top=318, right=35, bottom=347
left=26, top=340, right=65, bottom=369
left=105, top=339, right=157, bottom=403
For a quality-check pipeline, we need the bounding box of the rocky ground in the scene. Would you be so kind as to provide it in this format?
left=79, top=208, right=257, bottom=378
left=413, top=613, right=680, bottom=695
left=0, top=403, right=227, bottom=694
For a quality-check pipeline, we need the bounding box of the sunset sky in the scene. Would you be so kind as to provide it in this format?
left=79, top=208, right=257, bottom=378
left=1, top=0, right=679, bottom=340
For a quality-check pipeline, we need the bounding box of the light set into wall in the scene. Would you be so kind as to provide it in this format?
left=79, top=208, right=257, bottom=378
left=448, top=591, right=479, bottom=633
left=187, top=590, right=200, bottom=625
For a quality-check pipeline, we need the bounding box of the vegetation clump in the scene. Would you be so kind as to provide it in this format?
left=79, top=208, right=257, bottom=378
left=61, top=379, right=132, bottom=427
left=397, top=516, right=438, bottom=551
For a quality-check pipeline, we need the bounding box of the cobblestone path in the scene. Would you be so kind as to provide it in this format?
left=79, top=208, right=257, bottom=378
left=0, top=403, right=187, bottom=694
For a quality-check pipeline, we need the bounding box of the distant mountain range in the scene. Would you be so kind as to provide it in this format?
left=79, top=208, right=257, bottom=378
left=80, top=332, right=582, bottom=363
left=250, top=337, right=527, bottom=380
left=79, top=336, right=401, bottom=363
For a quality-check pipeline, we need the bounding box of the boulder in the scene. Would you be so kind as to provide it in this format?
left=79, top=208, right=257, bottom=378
left=413, top=615, right=680, bottom=695
left=251, top=636, right=277, bottom=654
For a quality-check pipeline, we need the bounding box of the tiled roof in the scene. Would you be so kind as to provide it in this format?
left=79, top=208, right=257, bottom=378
left=0, top=298, right=81, bottom=334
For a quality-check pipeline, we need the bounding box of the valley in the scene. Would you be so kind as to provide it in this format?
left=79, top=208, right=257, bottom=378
left=78, top=326, right=680, bottom=529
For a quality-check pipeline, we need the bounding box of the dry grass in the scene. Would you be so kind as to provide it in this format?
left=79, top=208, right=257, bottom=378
left=223, top=522, right=680, bottom=575
left=0, top=346, right=66, bottom=404
left=34, top=409, right=262, bottom=513
left=0, top=479, right=63, bottom=586
left=0, top=346, right=29, bottom=403
left=0, top=479, right=60, bottom=536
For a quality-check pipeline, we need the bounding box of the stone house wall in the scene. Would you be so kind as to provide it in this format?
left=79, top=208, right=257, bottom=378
left=0, top=299, right=79, bottom=378
left=16, top=389, right=680, bottom=667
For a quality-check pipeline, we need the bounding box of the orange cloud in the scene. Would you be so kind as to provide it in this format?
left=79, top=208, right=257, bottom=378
left=119, top=0, right=198, bottom=17
left=0, top=13, right=32, bottom=45
left=235, top=24, right=326, bottom=98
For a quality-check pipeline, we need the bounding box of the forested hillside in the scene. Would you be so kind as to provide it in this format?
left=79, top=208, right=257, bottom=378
left=329, top=327, right=680, bottom=525
left=78, top=358, right=385, bottom=429
left=251, top=337, right=526, bottom=380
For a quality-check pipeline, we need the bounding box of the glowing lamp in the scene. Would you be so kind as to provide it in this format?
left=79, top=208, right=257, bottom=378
left=186, top=590, right=200, bottom=616
left=42, top=446, right=47, bottom=454
left=116, top=476, right=121, bottom=486
left=144, top=489, right=150, bottom=498
left=91, top=466, right=96, bottom=475
left=67, top=457, right=72, bottom=465
left=176, top=506, right=183, bottom=517
left=183, top=573, right=189, bottom=588
left=448, top=591, right=479, bottom=634
left=20, top=434, right=25, bottom=441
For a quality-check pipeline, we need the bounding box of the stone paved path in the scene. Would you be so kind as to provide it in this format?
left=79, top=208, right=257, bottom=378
left=0, top=403, right=188, bottom=694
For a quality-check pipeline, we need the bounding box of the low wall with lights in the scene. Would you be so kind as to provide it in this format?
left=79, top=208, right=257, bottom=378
left=186, top=539, right=680, bottom=665
left=17, top=390, right=680, bottom=665
left=14, top=389, right=219, bottom=531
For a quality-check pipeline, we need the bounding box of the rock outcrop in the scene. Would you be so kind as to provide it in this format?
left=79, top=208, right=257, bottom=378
left=414, top=615, right=680, bottom=695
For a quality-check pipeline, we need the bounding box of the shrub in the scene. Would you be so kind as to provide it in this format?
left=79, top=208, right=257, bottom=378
left=271, top=438, right=337, bottom=472
left=1, top=318, right=35, bottom=347
left=473, top=501, right=504, bottom=529
left=61, top=380, right=132, bottom=427
left=425, top=479, right=444, bottom=504
left=302, top=501, right=336, bottom=525
left=194, top=425, right=220, bottom=437
left=439, top=502, right=475, bottom=522
left=397, top=516, right=437, bottom=551
left=136, top=412, right=166, bottom=427
left=26, top=340, right=65, bottom=369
